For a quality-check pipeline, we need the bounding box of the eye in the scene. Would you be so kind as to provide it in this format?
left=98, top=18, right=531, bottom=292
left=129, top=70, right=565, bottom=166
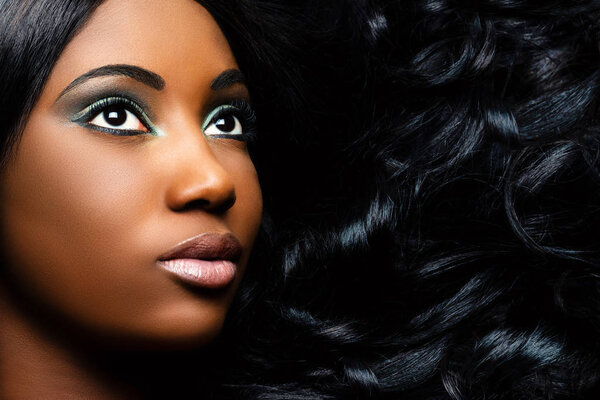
left=72, top=96, right=157, bottom=136
left=202, top=104, right=245, bottom=138
left=88, top=105, right=148, bottom=132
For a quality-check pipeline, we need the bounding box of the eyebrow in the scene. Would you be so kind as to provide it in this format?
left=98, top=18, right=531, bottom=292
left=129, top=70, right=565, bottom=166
left=57, top=64, right=165, bottom=100
left=210, top=69, right=246, bottom=91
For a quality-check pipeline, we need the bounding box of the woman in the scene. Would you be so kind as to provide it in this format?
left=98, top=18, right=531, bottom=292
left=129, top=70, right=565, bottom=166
left=0, top=0, right=262, bottom=398
left=217, top=0, right=600, bottom=399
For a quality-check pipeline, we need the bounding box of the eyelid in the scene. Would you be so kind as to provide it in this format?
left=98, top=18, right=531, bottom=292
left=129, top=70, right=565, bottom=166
left=202, top=99, right=256, bottom=137
left=71, top=96, right=160, bottom=136
left=202, top=104, right=239, bottom=132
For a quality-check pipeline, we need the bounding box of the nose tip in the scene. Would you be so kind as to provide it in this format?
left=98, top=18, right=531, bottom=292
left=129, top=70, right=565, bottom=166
left=166, top=155, right=237, bottom=214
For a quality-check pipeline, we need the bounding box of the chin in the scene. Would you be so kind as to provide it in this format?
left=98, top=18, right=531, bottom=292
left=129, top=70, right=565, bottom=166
left=117, top=301, right=228, bottom=351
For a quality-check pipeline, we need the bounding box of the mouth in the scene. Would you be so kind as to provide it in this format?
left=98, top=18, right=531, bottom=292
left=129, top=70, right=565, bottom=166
left=156, top=232, right=242, bottom=289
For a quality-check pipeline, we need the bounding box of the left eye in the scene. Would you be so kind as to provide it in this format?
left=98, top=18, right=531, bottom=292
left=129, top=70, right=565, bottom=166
left=203, top=105, right=244, bottom=138
left=88, top=105, right=148, bottom=132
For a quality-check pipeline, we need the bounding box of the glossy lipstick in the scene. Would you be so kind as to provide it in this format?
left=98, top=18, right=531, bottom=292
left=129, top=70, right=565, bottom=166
left=157, top=232, right=242, bottom=289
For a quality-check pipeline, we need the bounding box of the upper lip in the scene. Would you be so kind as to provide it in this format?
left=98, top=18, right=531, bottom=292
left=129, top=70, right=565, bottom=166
left=157, top=232, right=242, bottom=262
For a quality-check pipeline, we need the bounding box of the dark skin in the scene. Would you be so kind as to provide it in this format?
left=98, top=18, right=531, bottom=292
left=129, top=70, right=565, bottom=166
left=0, top=0, right=262, bottom=398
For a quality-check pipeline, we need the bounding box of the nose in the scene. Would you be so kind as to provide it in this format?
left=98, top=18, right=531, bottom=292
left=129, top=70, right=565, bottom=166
left=164, top=141, right=236, bottom=214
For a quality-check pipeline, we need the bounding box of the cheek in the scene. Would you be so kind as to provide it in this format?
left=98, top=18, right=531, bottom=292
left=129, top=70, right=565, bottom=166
left=1, top=115, right=151, bottom=251
left=0, top=116, right=157, bottom=331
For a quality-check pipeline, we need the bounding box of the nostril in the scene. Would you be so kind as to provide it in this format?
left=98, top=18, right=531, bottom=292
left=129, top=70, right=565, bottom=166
left=176, top=198, right=210, bottom=213
left=213, top=191, right=236, bottom=214
left=175, top=191, right=236, bottom=214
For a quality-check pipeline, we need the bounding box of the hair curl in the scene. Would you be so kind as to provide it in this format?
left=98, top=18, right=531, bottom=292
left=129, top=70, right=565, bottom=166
left=213, top=1, right=600, bottom=398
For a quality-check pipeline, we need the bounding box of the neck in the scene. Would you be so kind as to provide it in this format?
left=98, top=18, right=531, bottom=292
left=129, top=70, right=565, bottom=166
left=0, top=293, right=141, bottom=400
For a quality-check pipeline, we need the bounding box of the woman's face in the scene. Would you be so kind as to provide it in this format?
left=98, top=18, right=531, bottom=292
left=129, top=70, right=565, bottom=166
left=0, top=0, right=262, bottom=347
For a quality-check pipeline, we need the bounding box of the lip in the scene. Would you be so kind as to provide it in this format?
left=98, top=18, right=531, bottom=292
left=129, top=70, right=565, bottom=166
left=157, top=232, right=242, bottom=289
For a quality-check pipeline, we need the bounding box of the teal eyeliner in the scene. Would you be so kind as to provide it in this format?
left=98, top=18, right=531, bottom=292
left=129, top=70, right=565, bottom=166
left=71, top=96, right=162, bottom=136
left=202, top=99, right=256, bottom=141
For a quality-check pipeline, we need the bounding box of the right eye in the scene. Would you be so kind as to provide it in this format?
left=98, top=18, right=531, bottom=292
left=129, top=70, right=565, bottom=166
left=72, top=96, right=157, bottom=136
left=88, top=105, right=148, bottom=132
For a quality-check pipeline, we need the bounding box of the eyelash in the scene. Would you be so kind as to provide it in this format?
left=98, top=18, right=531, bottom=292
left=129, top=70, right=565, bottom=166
left=203, top=98, right=257, bottom=141
left=72, top=96, right=257, bottom=140
left=72, top=96, right=155, bottom=136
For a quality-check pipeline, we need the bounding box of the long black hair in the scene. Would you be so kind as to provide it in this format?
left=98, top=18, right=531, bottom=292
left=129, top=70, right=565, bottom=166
left=214, top=0, right=600, bottom=398
left=0, top=0, right=105, bottom=167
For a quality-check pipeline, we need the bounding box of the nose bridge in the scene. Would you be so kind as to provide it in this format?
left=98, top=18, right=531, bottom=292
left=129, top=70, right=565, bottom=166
left=163, top=118, right=236, bottom=213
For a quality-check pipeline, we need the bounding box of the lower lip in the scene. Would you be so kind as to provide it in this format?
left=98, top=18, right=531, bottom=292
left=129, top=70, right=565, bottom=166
left=157, top=259, right=237, bottom=289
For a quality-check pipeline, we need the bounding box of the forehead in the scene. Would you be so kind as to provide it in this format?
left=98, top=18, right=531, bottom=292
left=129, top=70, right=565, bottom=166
left=41, top=0, right=237, bottom=104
